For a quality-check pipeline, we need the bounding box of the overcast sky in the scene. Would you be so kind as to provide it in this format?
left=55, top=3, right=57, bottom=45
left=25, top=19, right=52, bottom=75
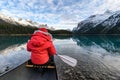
left=0, top=0, right=120, bottom=30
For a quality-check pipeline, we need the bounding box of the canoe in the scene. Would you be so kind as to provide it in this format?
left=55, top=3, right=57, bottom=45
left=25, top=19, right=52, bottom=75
left=26, top=59, right=56, bottom=68
left=0, top=59, right=58, bottom=80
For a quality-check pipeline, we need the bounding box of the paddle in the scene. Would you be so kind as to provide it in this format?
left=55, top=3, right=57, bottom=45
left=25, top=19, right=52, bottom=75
left=56, top=54, right=77, bottom=67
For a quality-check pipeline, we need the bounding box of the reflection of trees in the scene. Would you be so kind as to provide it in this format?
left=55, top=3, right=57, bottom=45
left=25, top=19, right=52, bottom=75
left=53, top=35, right=72, bottom=40
left=0, top=36, right=30, bottom=50
left=72, top=35, right=120, bottom=53
left=0, top=35, right=72, bottom=51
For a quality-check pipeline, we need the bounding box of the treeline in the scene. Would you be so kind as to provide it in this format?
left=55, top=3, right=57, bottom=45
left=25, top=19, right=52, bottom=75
left=48, top=29, right=72, bottom=35
left=0, top=23, right=38, bottom=34
left=0, top=22, right=72, bottom=35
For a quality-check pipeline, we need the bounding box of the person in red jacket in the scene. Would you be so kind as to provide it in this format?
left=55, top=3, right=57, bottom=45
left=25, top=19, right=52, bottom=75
left=27, top=27, right=56, bottom=65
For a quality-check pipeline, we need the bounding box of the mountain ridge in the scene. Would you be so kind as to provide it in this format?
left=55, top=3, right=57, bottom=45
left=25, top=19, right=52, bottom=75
left=0, top=12, right=40, bottom=27
left=73, top=10, right=120, bottom=34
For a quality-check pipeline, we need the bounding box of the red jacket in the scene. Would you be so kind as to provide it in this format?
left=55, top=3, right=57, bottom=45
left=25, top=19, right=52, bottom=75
left=27, top=30, right=56, bottom=65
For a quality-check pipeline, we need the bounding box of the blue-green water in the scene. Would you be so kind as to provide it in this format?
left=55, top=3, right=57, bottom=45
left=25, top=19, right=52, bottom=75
left=0, top=36, right=30, bottom=50
left=0, top=35, right=120, bottom=80
left=54, top=35, right=120, bottom=80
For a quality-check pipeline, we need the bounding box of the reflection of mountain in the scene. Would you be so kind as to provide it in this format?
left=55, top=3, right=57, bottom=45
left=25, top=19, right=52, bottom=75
left=72, top=35, right=120, bottom=53
left=0, top=36, right=30, bottom=50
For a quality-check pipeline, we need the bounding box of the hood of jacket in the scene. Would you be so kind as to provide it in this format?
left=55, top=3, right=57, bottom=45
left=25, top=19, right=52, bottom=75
left=30, top=30, right=52, bottom=47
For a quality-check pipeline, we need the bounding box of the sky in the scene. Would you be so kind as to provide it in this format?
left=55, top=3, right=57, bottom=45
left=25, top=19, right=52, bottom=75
left=0, top=0, right=120, bottom=30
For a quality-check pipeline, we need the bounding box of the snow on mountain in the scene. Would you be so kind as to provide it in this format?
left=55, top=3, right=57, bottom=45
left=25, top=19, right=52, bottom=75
left=0, top=13, right=56, bottom=30
left=74, top=11, right=113, bottom=32
left=101, top=11, right=120, bottom=33
left=73, top=10, right=120, bottom=34
left=0, top=12, right=40, bottom=27
left=87, top=11, right=113, bottom=26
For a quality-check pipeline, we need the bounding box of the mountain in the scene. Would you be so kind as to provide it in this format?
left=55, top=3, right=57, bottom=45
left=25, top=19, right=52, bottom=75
left=0, top=13, right=72, bottom=34
left=0, top=13, right=40, bottom=27
left=73, top=10, right=120, bottom=34
left=0, top=13, right=39, bottom=34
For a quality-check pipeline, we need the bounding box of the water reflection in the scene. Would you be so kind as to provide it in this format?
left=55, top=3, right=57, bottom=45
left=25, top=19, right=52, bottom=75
left=53, top=35, right=72, bottom=40
left=72, top=35, right=120, bottom=71
left=0, top=35, right=120, bottom=80
left=55, top=35, right=120, bottom=80
left=0, top=36, right=30, bottom=51
left=72, top=35, right=120, bottom=54
left=0, top=36, right=30, bottom=74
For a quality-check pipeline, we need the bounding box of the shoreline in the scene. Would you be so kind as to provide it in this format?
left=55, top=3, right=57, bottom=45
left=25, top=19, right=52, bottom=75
left=0, top=34, right=31, bottom=36
left=1, top=34, right=120, bottom=36
left=0, top=34, right=73, bottom=36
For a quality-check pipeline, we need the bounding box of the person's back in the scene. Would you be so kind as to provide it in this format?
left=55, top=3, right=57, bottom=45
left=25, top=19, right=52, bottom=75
left=27, top=27, right=56, bottom=65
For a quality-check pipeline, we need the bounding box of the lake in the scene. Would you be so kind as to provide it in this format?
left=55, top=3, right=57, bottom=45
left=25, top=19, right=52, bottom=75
left=0, top=35, right=120, bottom=80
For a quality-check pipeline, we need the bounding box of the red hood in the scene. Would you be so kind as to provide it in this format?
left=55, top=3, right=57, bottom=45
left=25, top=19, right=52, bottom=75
left=32, top=31, right=51, bottom=41
left=38, top=27, right=48, bottom=32
left=30, top=31, right=52, bottom=47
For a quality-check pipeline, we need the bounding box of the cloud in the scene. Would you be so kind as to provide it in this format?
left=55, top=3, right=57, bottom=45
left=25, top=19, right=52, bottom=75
left=93, top=0, right=120, bottom=14
left=0, top=0, right=120, bottom=29
left=47, top=0, right=54, bottom=4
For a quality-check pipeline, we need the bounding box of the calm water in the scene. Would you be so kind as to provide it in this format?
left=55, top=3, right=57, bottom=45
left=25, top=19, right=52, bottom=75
left=0, top=35, right=120, bottom=80
left=54, top=35, right=120, bottom=80
left=0, top=36, right=30, bottom=51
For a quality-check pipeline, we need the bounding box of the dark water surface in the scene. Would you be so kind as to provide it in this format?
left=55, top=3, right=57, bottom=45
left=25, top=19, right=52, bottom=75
left=0, top=36, right=30, bottom=51
left=0, top=35, right=120, bottom=80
